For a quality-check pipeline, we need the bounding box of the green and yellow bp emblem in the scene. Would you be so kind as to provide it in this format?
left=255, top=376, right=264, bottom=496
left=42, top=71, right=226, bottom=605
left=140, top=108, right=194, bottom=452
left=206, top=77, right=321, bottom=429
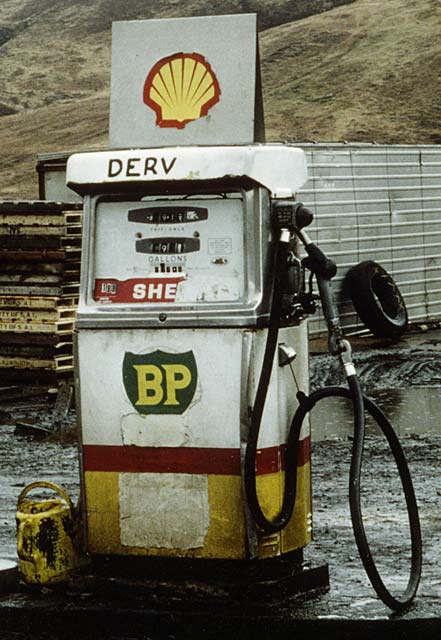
left=123, top=350, right=197, bottom=415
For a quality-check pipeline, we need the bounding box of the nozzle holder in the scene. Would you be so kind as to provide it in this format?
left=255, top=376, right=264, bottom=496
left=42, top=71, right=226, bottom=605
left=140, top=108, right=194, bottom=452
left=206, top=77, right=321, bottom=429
left=271, top=201, right=314, bottom=232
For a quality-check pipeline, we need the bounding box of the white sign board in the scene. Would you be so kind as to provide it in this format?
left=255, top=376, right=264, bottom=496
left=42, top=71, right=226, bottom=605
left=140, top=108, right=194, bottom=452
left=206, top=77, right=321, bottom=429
left=109, top=14, right=263, bottom=148
left=66, top=146, right=308, bottom=198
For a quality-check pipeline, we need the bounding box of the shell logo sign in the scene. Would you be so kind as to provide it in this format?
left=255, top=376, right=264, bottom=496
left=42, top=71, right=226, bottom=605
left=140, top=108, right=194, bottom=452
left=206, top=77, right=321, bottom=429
left=143, top=52, right=221, bottom=129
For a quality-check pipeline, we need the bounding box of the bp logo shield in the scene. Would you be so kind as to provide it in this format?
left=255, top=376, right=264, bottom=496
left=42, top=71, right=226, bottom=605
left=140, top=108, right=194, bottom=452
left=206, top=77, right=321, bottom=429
left=123, top=350, right=197, bottom=415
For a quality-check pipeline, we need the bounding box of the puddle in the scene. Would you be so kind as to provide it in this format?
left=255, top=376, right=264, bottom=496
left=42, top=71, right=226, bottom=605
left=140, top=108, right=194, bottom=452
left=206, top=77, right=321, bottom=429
left=309, top=346, right=441, bottom=440
left=311, top=387, right=441, bottom=440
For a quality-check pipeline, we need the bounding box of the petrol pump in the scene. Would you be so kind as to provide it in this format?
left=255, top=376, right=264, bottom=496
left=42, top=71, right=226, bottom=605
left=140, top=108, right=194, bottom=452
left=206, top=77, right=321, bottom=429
left=66, top=14, right=422, bottom=610
left=68, top=145, right=317, bottom=570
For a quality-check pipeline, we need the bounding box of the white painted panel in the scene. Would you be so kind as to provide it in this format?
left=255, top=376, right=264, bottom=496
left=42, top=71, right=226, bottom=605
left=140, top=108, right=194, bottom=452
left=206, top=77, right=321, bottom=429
left=67, top=146, right=308, bottom=198
left=78, top=328, right=242, bottom=448
left=109, top=15, right=257, bottom=147
left=249, top=323, right=310, bottom=448
left=78, top=323, right=309, bottom=450
left=93, top=196, right=245, bottom=304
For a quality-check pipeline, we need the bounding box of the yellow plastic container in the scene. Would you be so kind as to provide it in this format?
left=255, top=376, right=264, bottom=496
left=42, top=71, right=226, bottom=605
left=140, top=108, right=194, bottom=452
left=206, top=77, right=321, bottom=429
left=16, top=481, right=80, bottom=586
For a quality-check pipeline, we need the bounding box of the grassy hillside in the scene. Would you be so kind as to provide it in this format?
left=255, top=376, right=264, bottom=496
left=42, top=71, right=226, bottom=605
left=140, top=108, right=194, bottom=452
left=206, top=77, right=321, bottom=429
left=0, top=0, right=439, bottom=199
left=0, top=0, right=353, bottom=114
left=262, top=0, right=441, bottom=143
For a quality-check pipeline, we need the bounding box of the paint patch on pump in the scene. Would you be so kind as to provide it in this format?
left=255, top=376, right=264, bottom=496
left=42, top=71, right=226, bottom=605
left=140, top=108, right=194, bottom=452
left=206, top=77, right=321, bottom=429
left=123, top=350, right=198, bottom=415
left=119, top=473, right=210, bottom=549
left=120, top=412, right=190, bottom=447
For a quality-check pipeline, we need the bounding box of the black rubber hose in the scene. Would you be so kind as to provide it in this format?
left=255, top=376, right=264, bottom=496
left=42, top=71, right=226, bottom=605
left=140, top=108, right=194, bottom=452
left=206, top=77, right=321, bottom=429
left=345, top=377, right=423, bottom=611
left=244, top=240, right=422, bottom=610
left=244, top=238, right=298, bottom=533
left=281, top=383, right=422, bottom=611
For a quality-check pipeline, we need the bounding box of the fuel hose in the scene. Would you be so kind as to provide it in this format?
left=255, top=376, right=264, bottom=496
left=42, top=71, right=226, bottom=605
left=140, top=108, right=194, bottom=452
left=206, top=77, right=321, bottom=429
left=244, top=238, right=422, bottom=611
left=291, top=382, right=422, bottom=611
left=244, top=239, right=296, bottom=533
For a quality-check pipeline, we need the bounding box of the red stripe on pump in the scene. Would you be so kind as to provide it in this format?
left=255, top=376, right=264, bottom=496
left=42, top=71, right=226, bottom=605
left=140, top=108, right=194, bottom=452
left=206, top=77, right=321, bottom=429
left=83, top=437, right=311, bottom=475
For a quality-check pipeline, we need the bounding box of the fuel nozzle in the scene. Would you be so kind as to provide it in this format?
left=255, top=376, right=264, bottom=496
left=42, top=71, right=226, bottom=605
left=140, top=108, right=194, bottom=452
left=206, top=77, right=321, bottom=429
left=271, top=201, right=337, bottom=280
left=271, top=201, right=314, bottom=233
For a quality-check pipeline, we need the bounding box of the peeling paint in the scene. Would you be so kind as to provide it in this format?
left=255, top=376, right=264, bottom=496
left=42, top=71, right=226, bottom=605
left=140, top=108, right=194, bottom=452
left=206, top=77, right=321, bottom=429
left=120, top=412, right=191, bottom=447
left=119, top=473, right=210, bottom=549
left=184, top=170, right=200, bottom=180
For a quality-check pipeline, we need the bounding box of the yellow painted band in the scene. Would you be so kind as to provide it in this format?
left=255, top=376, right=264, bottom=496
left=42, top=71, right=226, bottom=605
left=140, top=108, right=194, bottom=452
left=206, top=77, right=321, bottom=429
left=84, top=464, right=311, bottom=560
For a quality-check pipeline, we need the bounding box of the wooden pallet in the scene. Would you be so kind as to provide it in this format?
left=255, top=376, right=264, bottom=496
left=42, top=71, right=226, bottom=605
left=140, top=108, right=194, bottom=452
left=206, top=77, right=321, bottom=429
left=0, top=201, right=82, bottom=385
left=0, top=341, right=72, bottom=358
left=0, top=332, right=72, bottom=346
left=0, top=296, right=78, bottom=310
left=0, top=201, right=82, bottom=215
left=0, top=249, right=81, bottom=262
left=0, top=285, right=79, bottom=297
left=0, top=307, right=76, bottom=323
left=0, top=321, right=74, bottom=334
left=0, top=368, right=73, bottom=385
left=0, top=211, right=82, bottom=227
left=0, top=354, right=74, bottom=371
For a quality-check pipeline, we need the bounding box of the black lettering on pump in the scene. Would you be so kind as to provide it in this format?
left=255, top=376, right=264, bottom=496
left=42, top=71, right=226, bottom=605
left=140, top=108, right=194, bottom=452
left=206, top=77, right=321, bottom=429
left=128, top=206, right=208, bottom=224
left=108, top=159, right=123, bottom=178
left=126, top=158, right=141, bottom=177
left=144, top=158, right=158, bottom=175
left=136, top=237, right=200, bottom=254
left=161, top=157, right=177, bottom=174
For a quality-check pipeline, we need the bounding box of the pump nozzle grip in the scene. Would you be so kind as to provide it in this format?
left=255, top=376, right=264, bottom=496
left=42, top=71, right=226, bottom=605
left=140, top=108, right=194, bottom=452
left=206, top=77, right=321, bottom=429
left=302, top=243, right=337, bottom=280
left=295, top=205, right=314, bottom=230
left=271, top=201, right=314, bottom=232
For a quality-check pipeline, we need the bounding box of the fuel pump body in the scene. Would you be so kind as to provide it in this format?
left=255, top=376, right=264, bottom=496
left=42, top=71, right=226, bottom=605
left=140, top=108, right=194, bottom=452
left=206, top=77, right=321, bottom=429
left=68, top=146, right=313, bottom=561
left=77, top=326, right=311, bottom=559
left=66, top=13, right=317, bottom=569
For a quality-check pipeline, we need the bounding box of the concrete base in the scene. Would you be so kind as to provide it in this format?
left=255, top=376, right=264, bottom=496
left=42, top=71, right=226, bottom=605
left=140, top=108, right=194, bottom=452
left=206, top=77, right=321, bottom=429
left=0, top=577, right=439, bottom=640
left=90, top=550, right=329, bottom=601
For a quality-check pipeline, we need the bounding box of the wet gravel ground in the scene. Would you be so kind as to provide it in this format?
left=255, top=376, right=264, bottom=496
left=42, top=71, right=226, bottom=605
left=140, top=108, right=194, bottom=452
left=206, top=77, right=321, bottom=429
left=0, top=399, right=80, bottom=560
left=308, top=435, right=441, bottom=607
left=0, top=333, right=440, bottom=638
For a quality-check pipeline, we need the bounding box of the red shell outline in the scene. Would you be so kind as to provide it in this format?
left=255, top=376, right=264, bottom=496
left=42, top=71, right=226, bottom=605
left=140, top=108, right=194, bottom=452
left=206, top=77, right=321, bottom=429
left=143, top=52, right=221, bottom=129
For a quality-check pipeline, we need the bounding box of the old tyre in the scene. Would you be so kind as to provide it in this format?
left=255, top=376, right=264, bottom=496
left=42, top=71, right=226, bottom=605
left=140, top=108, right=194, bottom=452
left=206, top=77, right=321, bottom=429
left=345, top=261, right=408, bottom=338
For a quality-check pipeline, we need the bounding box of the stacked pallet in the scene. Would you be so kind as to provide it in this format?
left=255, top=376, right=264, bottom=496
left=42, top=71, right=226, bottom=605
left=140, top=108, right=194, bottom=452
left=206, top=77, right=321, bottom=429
left=0, top=201, right=82, bottom=386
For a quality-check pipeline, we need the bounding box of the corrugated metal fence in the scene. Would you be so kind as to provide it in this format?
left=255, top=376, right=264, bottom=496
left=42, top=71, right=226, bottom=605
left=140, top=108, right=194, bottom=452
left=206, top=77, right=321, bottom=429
left=298, top=144, right=441, bottom=336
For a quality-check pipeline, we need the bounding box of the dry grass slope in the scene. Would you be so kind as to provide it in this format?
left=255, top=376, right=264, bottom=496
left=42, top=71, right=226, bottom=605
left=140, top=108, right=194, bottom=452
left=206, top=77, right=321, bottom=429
left=0, top=0, right=439, bottom=198
left=261, top=0, right=441, bottom=143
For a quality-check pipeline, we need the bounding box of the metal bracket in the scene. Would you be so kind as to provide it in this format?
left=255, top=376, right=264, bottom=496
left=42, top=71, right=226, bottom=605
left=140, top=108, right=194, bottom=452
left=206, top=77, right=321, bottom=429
left=338, top=339, right=357, bottom=378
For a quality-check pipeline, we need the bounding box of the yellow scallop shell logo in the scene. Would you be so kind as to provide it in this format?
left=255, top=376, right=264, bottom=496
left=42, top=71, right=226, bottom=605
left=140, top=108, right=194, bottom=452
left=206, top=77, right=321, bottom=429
left=143, top=52, right=221, bottom=129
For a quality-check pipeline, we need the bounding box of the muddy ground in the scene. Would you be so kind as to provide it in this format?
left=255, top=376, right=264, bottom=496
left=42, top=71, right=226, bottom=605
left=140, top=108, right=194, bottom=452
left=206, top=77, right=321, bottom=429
left=308, top=331, right=441, bottom=610
left=0, top=331, right=440, bottom=637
